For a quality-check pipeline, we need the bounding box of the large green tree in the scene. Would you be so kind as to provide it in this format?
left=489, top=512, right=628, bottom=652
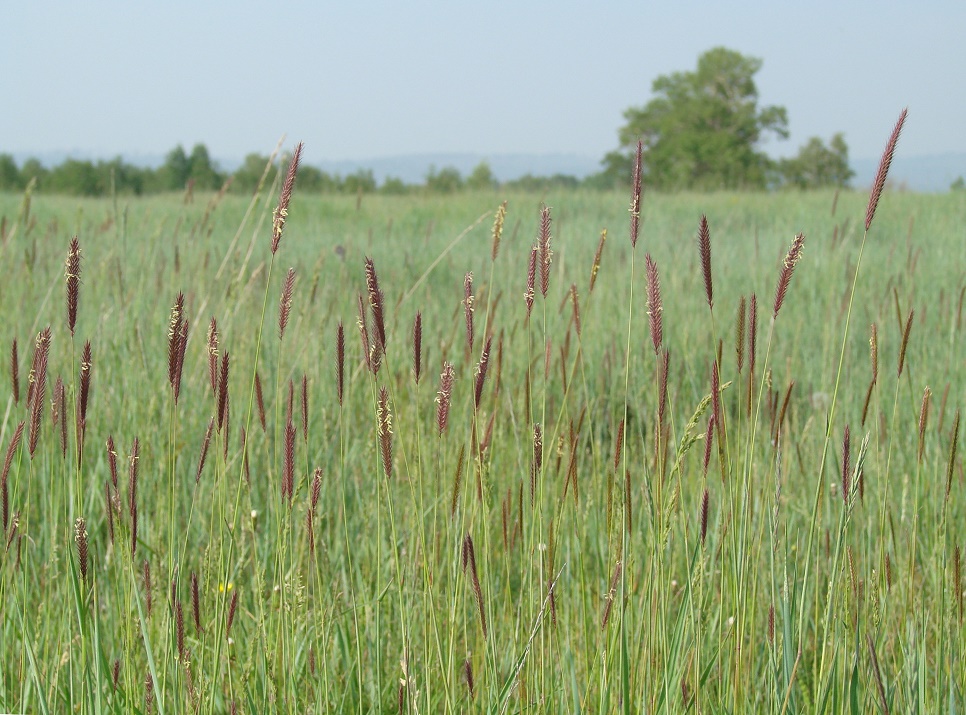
left=602, top=47, right=789, bottom=190
left=777, top=134, right=854, bottom=189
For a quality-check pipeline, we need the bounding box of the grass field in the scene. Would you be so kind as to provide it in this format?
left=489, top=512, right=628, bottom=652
left=0, top=146, right=964, bottom=713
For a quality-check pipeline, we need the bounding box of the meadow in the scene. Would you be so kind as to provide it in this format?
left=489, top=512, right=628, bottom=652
left=0, top=134, right=964, bottom=713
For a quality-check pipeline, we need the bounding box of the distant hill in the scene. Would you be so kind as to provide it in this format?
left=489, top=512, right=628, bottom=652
left=316, top=153, right=603, bottom=184
left=851, top=152, right=966, bottom=193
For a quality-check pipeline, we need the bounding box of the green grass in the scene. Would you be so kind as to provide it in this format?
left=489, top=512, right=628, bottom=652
left=0, top=177, right=964, bottom=713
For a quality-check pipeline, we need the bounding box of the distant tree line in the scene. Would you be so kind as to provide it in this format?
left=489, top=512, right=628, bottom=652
left=2, top=48, right=875, bottom=199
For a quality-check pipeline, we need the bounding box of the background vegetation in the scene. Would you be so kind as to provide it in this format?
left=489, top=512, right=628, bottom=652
left=0, top=116, right=964, bottom=712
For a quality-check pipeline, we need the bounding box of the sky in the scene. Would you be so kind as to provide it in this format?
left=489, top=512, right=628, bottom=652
left=2, top=1, right=964, bottom=169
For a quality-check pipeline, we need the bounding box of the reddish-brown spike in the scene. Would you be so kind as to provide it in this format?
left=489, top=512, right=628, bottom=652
left=613, top=418, right=625, bottom=473
left=1, top=422, right=25, bottom=533
left=278, top=267, right=296, bottom=340
left=700, top=488, right=710, bottom=546
left=866, top=109, right=908, bottom=232
left=66, top=236, right=81, bottom=335
left=377, top=387, right=393, bottom=478
left=217, top=352, right=230, bottom=431
left=167, top=293, right=185, bottom=389
left=917, top=387, right=931, bottom=464
left=698, top=215, right=713, bottom=309
left=364, top=257, right=387, bottom=350
left=703, top=414, right=715, bottom=477
left=898, top=310, right=914, bottom=378
left=524, top=244, right=537, bottom=319
left=226, top=588, right=239, bottom=636
left=301, top=374, right=309, bottom=441
left=283, top=420, right=296, bottom=505
left=27, top=327, right=51, bottom=458
left=436, top=362, right=455, bottom=435
left=10, top=339, right=18, bottom=405
left=645, top=253, right=662, bottom=353
left=463, top=272, right=475, bottom=354
left=336, top=322, right=345, bottom=405
left=196, top=417, right=214, bottom=484
left=191, top=572, right=202, bottom=633
left=411, top=312, right=422, bottom=385
left=474, top=336, right=492, bottom=409
left=773, top=233, right=806, bottom=318
left=207, top=317, right=219, bottom=396
left=254, top=370, right=267, bottom=432
left=272, top=142, right=303, bottom=254
left=629, top=139, right=643, bottom=249
left=841, top=425, right=851, bottom=502
left=491, top=200, right=507, bottom=262
left=589, top=229, right=607, bottom=293
left=76, top=341, right=92, bottom=464
left=538, top=205, right=552, bottom=298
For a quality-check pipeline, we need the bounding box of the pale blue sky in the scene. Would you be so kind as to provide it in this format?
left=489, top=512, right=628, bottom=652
left=2, top=1, right=963, bottom=166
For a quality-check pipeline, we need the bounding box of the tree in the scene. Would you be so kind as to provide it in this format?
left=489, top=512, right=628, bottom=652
left=951, top=176, right=965, bottom=192
left=188, top=144, right=223, bottom=190
left=425, top=166, right=463, bottom=194
left=778, top=134, right=854, bottom=189
left=160, top=145, right=191, bottom=191
left=0, top=154, right=22, bottom=191
left=602, top=47, right=788, bottom=191
left=466, top=162, right=498, bottom=190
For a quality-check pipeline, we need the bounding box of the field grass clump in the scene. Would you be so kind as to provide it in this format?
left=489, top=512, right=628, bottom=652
left=1, top=118, right=965, bottom=713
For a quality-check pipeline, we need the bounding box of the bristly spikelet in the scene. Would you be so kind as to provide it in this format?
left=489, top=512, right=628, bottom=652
left=613, top=418, right=625, bottom=472
left=589, top=229, right=607, bottom=293
left=898, top=310, right=914, bottom=378
left=76, top=341, right=92, bottom=461
left=191, top=571, right=202, bottom=633
left=946, top=410, right=960, bottom=499
left=474, top=336, right=492, bottom=409
left=254, top=370, right=267, bottom=432
left=570, top=284, right=582, bottom=337
left=538, top=205, right=552, bottom=298
left=206, top=317, right=219, bottom=395
left=530, top=423, right=543, bottom=505
left=703, top=414, right=715, bottom=477
left=53, top=376, right=66, bottom=458
left=175, top=599, right=185, bottom=661
left=74, top=516, right=88, bottom=583
left=436, top=362, right=455, bottom=434
left=283, top=419, right=296, bottom=505
left=66, top=236, right=81, bottom=335
left=27, top=327, right=51, bottom=458
left=773, top=233, right=805, bottom=318
left=735, top=296, right=746, bottom=372
left=377, top=387, right=393, bottom=478
left=629, top=139, right=643, bottom=248
left=107, top=435, right=118, bottom=489
left=866, top=109, right=907, bottom=232
left=278, top=267, right=296, bottom=340
left=491, top=200, right=507, bottom=262
left=698, top=215, right=713, bottom=309
left=463, top=272, right=475, bottom=354
left=645, top=253, right=662, bottom=353
left=10, top=339, right=19, bottom=405
left=700, top=488, right=710, bottom=546
left=301, top=374, right=309, bottom=441
left=463, top=658, right=475, bottom=699
left=917, top=387, right=931, bottom=464
left=335, top=322, right=346, bottom=406
left=711, top=360, right=722, bottom=439
left=1, top=422, right=25, bottom=533
left=272, top=142, right=304, bottom=254
left=601, top=560, right=622, bottom=630
left=841, top=425, right=851, bottom=502
left=196, top=417, right=213, bottom=484
left=129, top=437, right=140, bottom=557
left=450, top=444, right=465, bottom=517
left=411, top=312, right=422, bottom=385
left=461, top=534, right=488, bottom=638
left=167, top=293, right=185, bottom=390
left=217, top=352, right=230, bottom=431
left=226, top=588, right=239, bottom=637
left=364, top=257, right=387, bottom=350
left=524, top=244, right=537, bottom=319
left=870, top=323, right=879, bottom=385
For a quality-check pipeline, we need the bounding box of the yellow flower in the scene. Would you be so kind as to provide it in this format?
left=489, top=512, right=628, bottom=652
left=218, top=582, right=234, bottom=593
